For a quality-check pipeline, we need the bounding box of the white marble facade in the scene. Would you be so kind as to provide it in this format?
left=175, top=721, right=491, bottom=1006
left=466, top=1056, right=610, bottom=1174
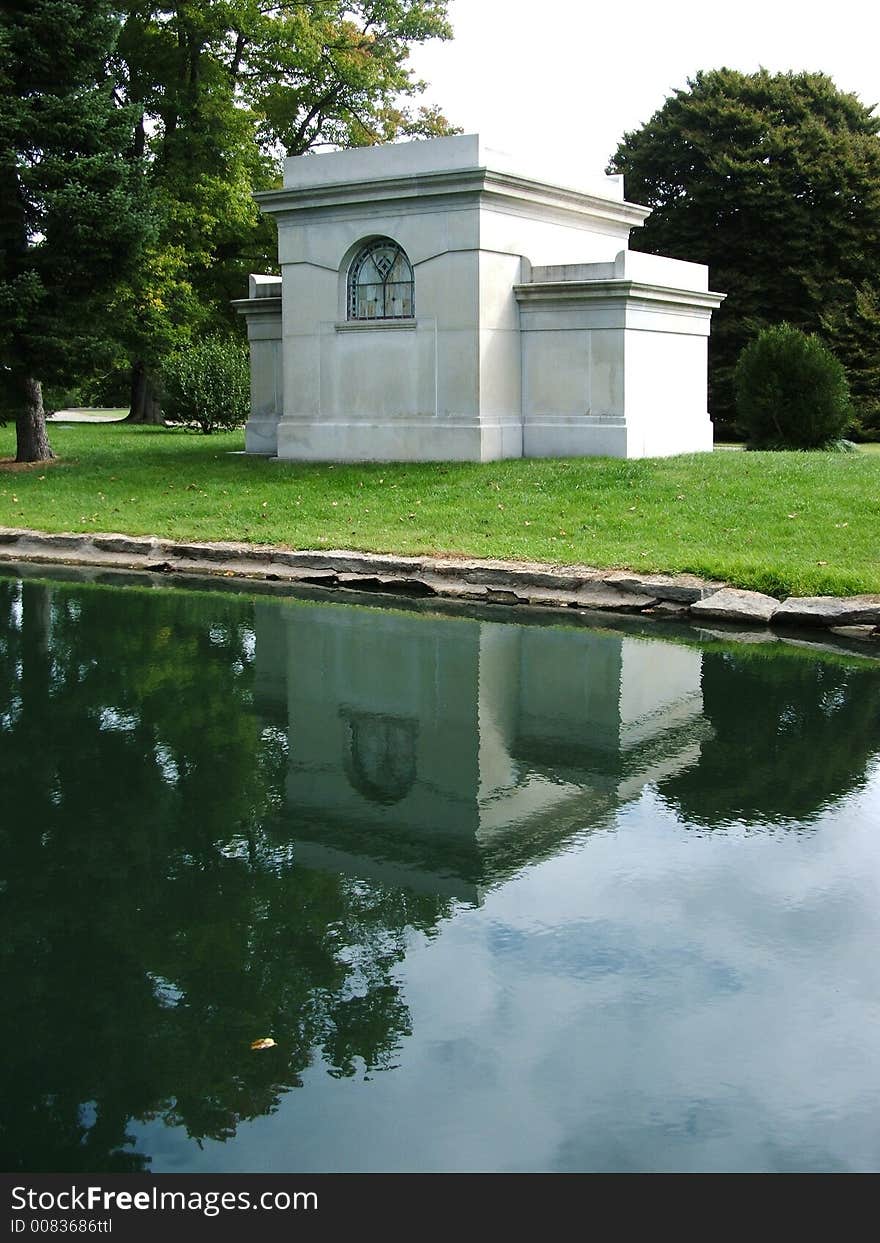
left=234, top=134, right=724, bottom=461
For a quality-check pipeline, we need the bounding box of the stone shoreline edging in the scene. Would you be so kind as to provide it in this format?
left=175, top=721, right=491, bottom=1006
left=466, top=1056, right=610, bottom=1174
left=0, top=526, right=878, bottom=645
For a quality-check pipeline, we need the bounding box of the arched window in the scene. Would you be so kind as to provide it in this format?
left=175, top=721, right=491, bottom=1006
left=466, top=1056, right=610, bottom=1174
left=341, top=710, right=418, bottom=806
left=348, top=238, right=414, bottom=321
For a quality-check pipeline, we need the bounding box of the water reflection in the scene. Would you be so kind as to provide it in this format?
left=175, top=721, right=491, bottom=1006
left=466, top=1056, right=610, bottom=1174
left=658, top=648, right=880, bottom=827
left=0, top=579, right=447, bottom=1171
left=1, top=574, right=879, bottom=1173
left=253, top=600, right=712, bottom=900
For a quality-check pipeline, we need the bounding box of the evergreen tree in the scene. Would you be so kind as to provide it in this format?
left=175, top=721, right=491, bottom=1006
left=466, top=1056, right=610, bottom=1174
left=821, top=282, right=880, bottom=436
left=0, top=1, right=148, bottom=460
left=608, top=69, right=880, bottom=435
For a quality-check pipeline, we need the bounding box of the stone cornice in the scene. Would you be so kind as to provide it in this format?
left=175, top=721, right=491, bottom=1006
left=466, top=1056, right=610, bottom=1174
left=231, top=296, right=283, bottom=318
left=255, top=167, right=651, bottom=234
left=515, top=279, right=726, bottom=313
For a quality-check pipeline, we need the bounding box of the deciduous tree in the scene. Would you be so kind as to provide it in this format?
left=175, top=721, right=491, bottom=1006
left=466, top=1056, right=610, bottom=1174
left=114, top=1, right=456, bottom=423
left=608, top=69, right=880, bottom=435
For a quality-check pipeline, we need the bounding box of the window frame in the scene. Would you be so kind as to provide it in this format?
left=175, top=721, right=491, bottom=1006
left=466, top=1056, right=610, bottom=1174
left=347, top=238, right=415, bottom=322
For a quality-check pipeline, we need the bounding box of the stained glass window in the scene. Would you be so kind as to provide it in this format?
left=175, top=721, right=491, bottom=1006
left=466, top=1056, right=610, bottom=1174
left=348, top=239, right=414, bottom=321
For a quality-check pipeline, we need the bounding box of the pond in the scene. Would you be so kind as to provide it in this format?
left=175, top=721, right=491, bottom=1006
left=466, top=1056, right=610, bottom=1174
left=2, top=569, right=880, bottom=1173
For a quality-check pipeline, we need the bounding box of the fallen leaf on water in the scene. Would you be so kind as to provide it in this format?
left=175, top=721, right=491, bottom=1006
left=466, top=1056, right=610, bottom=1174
left=251, top=1038, right=277, bottom=1051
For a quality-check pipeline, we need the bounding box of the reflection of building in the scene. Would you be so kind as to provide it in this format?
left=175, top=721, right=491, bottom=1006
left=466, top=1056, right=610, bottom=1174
left=255, top=600, right=711, bottom=902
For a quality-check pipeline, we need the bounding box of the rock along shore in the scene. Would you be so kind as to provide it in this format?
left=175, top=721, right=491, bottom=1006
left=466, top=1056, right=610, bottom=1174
left=1, top=526, right=878, bottom=650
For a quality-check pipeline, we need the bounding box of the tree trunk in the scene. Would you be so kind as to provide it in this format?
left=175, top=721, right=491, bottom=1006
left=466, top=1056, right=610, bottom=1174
left=125, top=359, right=164, bottom=424
left=15, top=377, right=55, bottom=463
left=20, top=582, right=57, bottom=802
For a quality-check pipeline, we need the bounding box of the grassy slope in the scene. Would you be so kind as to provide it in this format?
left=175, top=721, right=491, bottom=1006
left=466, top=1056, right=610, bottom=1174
left=1, top=422, right=878, bottom=597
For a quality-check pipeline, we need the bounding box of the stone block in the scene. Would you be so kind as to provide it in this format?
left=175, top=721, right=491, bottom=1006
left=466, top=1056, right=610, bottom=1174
left=603, top=571, right=722, bottom=603
left=696, top=626, right=778, bottom=645
left=573, top=585, right=657, bottom=612
left=774, top=596, right=880, bottom=627
left=36, top=533, right=90, bottom=550
left=690, top=588, right=779, bottom=624
left=645, top=601, right=690, bottom=619
left=829, top=625, right=880, bottom=642
left=91, top=535, right=159, bottom=556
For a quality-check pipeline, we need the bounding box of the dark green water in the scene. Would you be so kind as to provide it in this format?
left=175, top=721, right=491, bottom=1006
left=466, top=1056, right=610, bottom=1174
left=2, top=569, right=880, bottom=1173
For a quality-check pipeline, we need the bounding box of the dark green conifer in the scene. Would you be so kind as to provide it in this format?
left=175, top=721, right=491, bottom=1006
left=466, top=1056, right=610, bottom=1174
left=609, top=69, right=880, bottom=436
left=0, top=1, right=148, bottom=460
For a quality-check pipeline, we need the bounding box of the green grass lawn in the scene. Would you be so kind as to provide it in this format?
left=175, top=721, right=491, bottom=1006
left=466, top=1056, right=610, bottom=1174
left=2, top=422, right=879, bottom=597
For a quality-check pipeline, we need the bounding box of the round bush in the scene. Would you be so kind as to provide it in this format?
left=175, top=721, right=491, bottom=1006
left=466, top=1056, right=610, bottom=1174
left=161, top=334, right=250, bottom=434
left=734, top=324, right=852, bottom=449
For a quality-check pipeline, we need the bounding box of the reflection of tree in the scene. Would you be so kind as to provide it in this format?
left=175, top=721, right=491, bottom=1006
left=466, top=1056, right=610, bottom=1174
left=658, top=648, right=880, bottom=827
left=0, top=578, right=449, bottom=1172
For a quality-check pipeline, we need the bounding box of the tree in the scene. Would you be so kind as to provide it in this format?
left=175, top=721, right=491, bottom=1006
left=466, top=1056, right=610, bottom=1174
left=113, top=1, right=456, bottom=423
left=161, top=332, right=250, bottom=432
left=608, top=69, right=880, bottom=435
left=0, top=1, right=148, bottom=460
left=734, top=323, right=852, bottom=448
left=820, top=282, right=880, bottom=437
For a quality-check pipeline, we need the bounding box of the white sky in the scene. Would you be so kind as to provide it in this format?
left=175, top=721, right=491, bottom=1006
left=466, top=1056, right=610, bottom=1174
left=408, top=0, right=880, bottom=177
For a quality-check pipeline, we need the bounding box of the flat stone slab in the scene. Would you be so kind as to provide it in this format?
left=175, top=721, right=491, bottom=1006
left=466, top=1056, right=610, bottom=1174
left=419, top=576, right=489, bottom=601
left=603, top=571, right=723, bottom=603
left=778, top=634, right=880, bottom=660
left=697, top=626, right=779, bottom=645
left=774, top=595, right=880, bottom=627
left=690, top=588, right=779, bottom=624
left=517, top=586, right=588, bottom=608
left=573, top=585, right=657, bottom=612
left=160, top=540, right=253, bottom=562
left=829, top=625, right=880, bottom=642
left=272, top=549, right=424, bottom=576
left=462, top=566, right=590, bottom=590
left=25, top=531, right=89, bottom=551
left=91, top=535, right=161, bottom=556
left=645, top=601, right=690, bottom=619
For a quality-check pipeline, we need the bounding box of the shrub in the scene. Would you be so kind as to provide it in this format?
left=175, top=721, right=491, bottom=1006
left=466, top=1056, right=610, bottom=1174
left=161, top=334, right=250, bottom=434
left=734, top=324, right=852, bottom=449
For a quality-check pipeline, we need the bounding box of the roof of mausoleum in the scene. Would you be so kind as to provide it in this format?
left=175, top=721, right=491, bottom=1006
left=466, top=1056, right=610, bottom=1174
left=254, top=133, right=651, bottom=236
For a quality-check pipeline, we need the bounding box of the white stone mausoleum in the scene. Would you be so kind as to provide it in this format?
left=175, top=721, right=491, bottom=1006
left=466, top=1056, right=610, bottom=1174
left=235, top=134, right=724, bottom=462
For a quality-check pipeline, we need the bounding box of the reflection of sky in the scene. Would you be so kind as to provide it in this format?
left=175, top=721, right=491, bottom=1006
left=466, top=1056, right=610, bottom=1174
left=134, top=761, right=880, bottom=1173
